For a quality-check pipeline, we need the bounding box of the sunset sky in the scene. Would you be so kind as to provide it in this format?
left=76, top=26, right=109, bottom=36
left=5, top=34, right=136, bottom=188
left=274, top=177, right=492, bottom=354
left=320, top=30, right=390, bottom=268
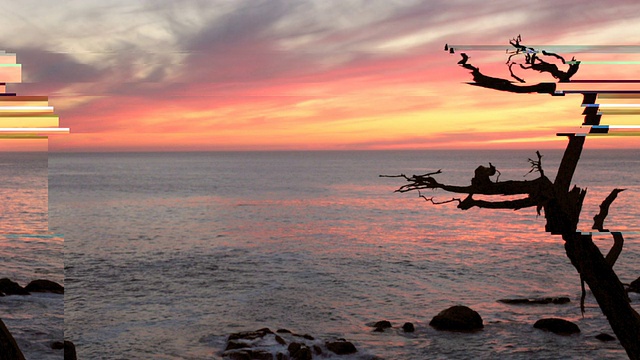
left=1, top=0, right=639, bottom=151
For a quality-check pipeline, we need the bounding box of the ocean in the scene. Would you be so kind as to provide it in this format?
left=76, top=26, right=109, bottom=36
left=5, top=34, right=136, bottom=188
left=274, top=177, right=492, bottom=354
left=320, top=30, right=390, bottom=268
left=0, top=152, right=63, bottom=360
left=12, top=149, right=640, bottom=359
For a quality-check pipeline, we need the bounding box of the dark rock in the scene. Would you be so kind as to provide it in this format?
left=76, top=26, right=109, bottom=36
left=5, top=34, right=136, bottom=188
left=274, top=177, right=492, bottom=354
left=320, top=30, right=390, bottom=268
left=325, top=340, right=357, bottom=355
left=225, top=340, right=250, bottom=351
left=629, top=277, right=640, bottom=293
left=595, top=333, right=616, bottom=341
left=0, top=278, right=29, bottom=296
left=248, top=350, right=273, bottom=360
left=429, top=305, right=484, bottom=331
left=373, top=320, right=392, bottom=329
left=275, top=334, right=286, bottom=345
left=533, top=318, right=580, bottom=335
left=228, top=328, right=272, bottom=341
left=223, top=349, right=273, bottom=360
left=402, top=322, right=415, bottom=333
left=498, top=297, right=570, bottom=305
left=288, top=342, right=312, bottom=360
left=64, top=341, right=77, bottom=360
left=312, top=345, right=322, bottom=355
left=0, top=292, right=4, bottom=297
left=24, top=279, right=64, bottom=294
left=292, top=332, right=314, bottom=340
left=0, top=318, right=26, bottom=360
left=373, top=326, right=385, bottom=332
left=51, top=341, right=64, bottom=350
left=276, top=329, right=292, bottom=334
left=288, top=342, right=302, bottom=354
left=223, top=351, right=251, bottom=360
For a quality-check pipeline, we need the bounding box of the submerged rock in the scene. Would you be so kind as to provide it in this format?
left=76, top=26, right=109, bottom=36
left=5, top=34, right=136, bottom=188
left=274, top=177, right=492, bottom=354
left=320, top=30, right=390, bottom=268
left=533, top=318, right=580, bottom=335
left=228, top=328, right=273, bottom=341
left=0, top=278, right=29, bottom=296
left=402, top=322, right=415, bottom=333
left=373, top=320, right=392, bottom=329
left=498, top=297, right=570, bottom=305
left=595, top=333, right=616, bottom=342
left=25, top=279, right=64, bottom=294
left=429, top=305, right=483, bottom=331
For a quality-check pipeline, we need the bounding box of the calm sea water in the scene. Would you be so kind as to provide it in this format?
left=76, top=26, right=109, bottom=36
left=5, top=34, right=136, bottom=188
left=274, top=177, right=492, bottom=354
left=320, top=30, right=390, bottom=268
left=47, top=150, right=639, bottom=359
left=0, top=152, right=63, bottom=360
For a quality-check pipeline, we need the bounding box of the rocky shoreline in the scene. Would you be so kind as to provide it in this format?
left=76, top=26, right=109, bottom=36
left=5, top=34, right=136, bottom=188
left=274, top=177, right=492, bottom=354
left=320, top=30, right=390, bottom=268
left=5, top=278, right=638, bottom=359
left=217, top=296, right=630, bottom=360
left=0, top=278, right=71, bottom=359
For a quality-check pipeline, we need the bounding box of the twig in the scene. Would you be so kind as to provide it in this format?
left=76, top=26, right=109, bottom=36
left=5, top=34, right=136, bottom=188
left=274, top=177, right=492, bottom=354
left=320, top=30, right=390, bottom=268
left=525, top=151, right=544, bottom=178
left=417, top=190, right=461, bottom=205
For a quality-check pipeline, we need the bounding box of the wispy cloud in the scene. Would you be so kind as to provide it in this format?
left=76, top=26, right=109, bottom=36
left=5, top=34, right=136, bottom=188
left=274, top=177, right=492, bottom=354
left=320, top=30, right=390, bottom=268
left=1, top=0, right=639, bottom=150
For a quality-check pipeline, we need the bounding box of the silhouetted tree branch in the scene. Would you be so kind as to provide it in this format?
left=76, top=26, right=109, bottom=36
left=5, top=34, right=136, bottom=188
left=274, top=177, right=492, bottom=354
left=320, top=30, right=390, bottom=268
left=593, top=188, right=625, bottom=231
left=458, top=53, right=556, bottom=94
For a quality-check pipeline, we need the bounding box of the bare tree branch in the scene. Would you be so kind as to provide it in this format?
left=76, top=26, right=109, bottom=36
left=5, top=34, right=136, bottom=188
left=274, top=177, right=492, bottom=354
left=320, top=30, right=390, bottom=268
left=591, top=189, right=626, bottom=268
left=508, top=62, right=526, bottom=83
left=417, top=190, right=461, bottom=205
left=593, top=188, right=626, bottom=231
left=457, top=194, right=538, bottom=210
left=458, top=53, right=557, bottom=94
left=519, top=53, right=580, bottom=83
left=525, top=151, right=544, bottom=178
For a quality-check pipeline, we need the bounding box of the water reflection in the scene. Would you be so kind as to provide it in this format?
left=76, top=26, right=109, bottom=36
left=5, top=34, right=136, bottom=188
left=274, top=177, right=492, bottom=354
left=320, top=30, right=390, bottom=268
left=0, top=152, right=48, bottom=233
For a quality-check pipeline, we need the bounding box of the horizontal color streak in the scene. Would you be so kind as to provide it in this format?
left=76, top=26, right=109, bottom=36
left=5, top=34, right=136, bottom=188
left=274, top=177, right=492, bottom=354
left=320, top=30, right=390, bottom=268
left=566, top=60, right=640, bottom=65
left=0, top=106, right=53, bottom=112
left=0, top=128, right=69, bottom=132
left=447, top=45, right=640, bottom=53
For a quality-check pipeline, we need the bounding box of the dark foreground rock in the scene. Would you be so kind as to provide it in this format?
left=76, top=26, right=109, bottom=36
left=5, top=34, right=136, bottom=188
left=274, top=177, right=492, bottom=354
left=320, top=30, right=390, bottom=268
left=629, top=277, right=640, bottom=293
left=533, top=318, right=580, bottom=335
left=0, top=278, right=29, bottom=296
left=0, top=318, right=26, bottom=360
left=25, top=279, right=64, bottom=294
left=429, top=305, right=483, bottom=331
left=221, top=328, right=356, bottom=359
left=498, top=297, right=570, bottom=305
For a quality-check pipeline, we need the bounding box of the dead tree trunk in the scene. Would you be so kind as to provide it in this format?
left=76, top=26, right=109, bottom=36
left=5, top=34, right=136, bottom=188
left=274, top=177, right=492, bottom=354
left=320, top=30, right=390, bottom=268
left=551, top=136, right=640, bottom=360
left=564, top=233, right=640, bottom=359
